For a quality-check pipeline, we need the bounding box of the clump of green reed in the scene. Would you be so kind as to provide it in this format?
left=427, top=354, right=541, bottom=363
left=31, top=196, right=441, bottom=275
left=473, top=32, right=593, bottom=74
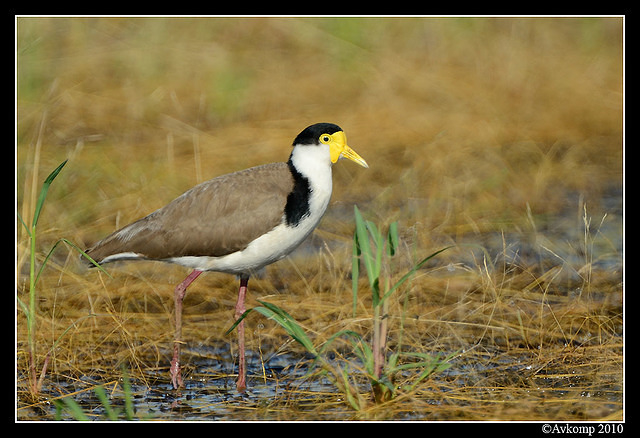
left=351, top=206, right=453, bottom=402
left=17, top=160, right=108, bottom=396
left=229, top=206, right=453, bottom=409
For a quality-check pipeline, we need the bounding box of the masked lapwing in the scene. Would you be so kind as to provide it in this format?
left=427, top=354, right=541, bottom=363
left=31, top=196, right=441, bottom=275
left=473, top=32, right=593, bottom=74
left=85, top=123, right=368, bottom=390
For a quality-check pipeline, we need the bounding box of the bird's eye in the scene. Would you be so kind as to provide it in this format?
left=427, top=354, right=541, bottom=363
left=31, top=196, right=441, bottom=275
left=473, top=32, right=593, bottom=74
left=320, top=134, right=331, bottom=144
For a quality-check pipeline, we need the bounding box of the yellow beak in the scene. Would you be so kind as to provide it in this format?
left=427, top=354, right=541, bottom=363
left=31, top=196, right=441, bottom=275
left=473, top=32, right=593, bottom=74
left=329, top=131, right=369, bottom=168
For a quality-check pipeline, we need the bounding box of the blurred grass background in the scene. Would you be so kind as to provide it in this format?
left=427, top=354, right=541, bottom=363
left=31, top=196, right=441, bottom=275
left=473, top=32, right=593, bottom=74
left=16, top=17, right=623, bottom=420
left=17, top=17, right=622, bottom=235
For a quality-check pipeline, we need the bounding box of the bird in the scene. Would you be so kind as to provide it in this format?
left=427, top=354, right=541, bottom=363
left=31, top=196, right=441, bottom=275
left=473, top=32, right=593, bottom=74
left=84, top=122, right=368, bottom=391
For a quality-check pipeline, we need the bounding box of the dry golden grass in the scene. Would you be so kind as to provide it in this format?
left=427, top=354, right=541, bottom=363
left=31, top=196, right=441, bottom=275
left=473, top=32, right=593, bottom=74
left=17, top=17, right=622, bottom=421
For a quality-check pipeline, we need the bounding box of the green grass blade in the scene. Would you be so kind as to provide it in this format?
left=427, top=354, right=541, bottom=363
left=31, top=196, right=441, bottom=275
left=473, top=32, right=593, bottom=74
left=364, top=219, right=384, bottom=284
left=387, top=221, right=399, bottom=257
left=93, top=386, right=119, bottom=421
left=353, top=206, right=377, bottom=292
left=16, top=296, right=30, bottom=321
left=368, top=220, right=384, bottom=304
left=227, top=301, right=317, bottom=355
left=255, top=301, right=317, bottom=354
left=365, top=220, right=381, bottom=246
left=45, top=313, right=96, bottom=354
left=55, top=397, right=91, bottom=421
left=121, top=367, right=134, bottom=420
left=17, top=211, right=31, bottom=236
left=31, top=160, right=67, bottom=228
left=64, top=239, right=113, bottom=276
left=351, top=228, right=360, bottom=317
left=381, top=246, right=453, bottom=303
left=396, top=351, right=455, bottom=391
left=35, top=239, right=112, bottom=290
left=224, top=308, right=255, bottom=335
left=340, top=366, right=362, bottom=411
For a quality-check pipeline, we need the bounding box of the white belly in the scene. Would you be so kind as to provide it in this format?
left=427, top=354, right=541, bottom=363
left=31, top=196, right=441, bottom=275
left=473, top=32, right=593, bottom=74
left=168, top=181, right=332, bottom=275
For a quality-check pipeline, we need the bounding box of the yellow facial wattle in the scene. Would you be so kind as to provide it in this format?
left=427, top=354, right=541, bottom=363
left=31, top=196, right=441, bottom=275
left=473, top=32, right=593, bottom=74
left=320, top=131, right=368, bottom=168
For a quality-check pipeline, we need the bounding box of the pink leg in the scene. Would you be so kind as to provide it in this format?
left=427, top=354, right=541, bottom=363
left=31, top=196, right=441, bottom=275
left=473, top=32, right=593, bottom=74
left=234, top=275, right=249, bottom=391
left=170, top=269, right=203, bottom=389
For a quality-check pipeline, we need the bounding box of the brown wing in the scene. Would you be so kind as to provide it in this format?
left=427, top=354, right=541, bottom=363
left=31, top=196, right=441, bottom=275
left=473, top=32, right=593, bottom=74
left=86, top=162, right=294, bottom=262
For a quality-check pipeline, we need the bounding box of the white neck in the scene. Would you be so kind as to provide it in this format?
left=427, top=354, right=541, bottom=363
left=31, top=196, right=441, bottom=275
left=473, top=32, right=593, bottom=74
left=290, top=143, right=333, bottom=183
left=289, top=143, right=334, bottom=215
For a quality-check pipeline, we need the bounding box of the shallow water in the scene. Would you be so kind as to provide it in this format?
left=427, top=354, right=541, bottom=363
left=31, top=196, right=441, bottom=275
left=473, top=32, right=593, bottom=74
left=18, top=337, right=622, bottom=421
left=18, top=345, right=355, bottom=421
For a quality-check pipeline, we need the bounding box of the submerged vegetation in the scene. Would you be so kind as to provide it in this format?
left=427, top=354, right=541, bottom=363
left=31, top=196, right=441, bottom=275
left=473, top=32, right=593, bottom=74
left=17, top=17, right=622, bottom=421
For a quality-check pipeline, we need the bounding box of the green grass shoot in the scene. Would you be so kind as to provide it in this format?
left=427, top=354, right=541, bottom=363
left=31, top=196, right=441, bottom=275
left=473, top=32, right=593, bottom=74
left=17, top=159, right=110, bottom=396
